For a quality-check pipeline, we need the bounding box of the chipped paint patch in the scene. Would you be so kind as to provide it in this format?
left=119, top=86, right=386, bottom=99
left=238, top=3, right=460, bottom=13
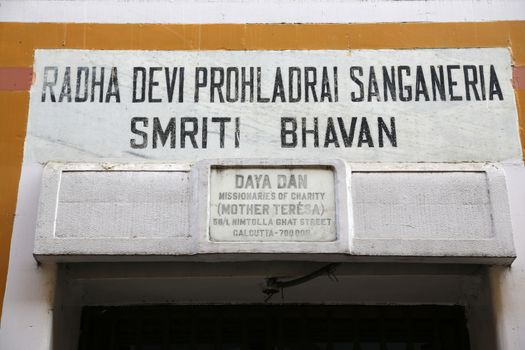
left=0, top=68, right=33, bottom=91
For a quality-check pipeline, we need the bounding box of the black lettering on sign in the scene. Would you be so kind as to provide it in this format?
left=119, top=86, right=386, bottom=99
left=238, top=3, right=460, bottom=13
left=90, top=67, right=105, bottom=102
left=277, top=174, right=307, bottom=189
left=75, top=67, right=89, bottom=102
left=106, top=67, right=120, bottom=103
left=280, top=116, right=395, bottom=149
left=415, top=66, right=429, bottom=101
left=479, top=65, right=487, bottom=100
left=302, top=117, right=319, bottom=147
left=148, top=67, right=162, bottom=103
left=194, top=67, right=207, bottom=102
left=132, top=67, right=146, bottom=103
left=338, top=117, right=357, bottom=147
left=235, top=174, right=272, bottom=189
left=430, top=65, right=446, bottom=101
left=398, top=66, right=411, bottom=102
left=201, top=117, right=208, bottom=148
left=281, top=117, right=297, bottom=148
left=272, top=67, right=286, bottom=102
left=235, top=117, right=240, bottom=148
left=304, top=67, right=318, bottom=102
left=226, top=67, right=239, bottom=102
left=241, top=67, right=254, bottom=102
left=349, top=64, right=504, bottom=103
left=133, top=66, right=183, bottom=103
left=463, top=65, right=480, bottom=101
left=357, top=118, right=373, bottom=147
left=382, top=66, right=396, bottom=102
left=58, top=67, right=72, bottom=102
left=41, top=66, right=58, bottom=102
left=129, top=116, right=239, bottom=149
left=489, top=65, right=503, bottom=101
left=349, top=66, right=364, bottom=102
left=210, top=67, right=225, bottom=103
left=333, top=67, right=339, bottom=102
left=257, top=67, right=270, bottom=103
left=165, top=67, right=184, bottom=103
left=367, top=67, right=380, bottom=102
left=447, top=65, right=462, bottom=101
left=43, top=66, right=119, bottom=103
left=122, top=65, right=337, bottom=104
left=320, top=66, right=334, bottom=102
left=130, top=117, right=148, bottom=149
left=153, top=117, right=176, bottom=148
left=211, top=117, right=231, bottom=148
left=289, top=67, right=302, bottom=103
left=181, top=117, right=199, bottom=148
left=378, top=117, right=397, bottom=147
left=323, top=117, right=339, bottom=148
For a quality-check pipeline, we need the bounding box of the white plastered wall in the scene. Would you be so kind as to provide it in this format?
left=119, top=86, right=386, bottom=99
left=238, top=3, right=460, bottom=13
left=490, top=164, right=525, bottom=350
left=1, top=0, right=525, bottom=24
left=1, top=1, right=525, bottom=349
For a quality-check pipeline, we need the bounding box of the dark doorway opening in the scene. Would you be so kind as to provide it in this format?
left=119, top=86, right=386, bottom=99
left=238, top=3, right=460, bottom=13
left=78, top=305, right=470, bottom=350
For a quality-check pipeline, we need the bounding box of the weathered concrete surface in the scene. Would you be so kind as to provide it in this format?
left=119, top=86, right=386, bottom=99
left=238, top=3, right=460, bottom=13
left=33, top=161, right=515, bottom=264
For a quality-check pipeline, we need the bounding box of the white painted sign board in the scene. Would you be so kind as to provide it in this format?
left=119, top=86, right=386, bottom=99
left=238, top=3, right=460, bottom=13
left=209, top=167, right=336, bottom=242
left=26, top=48, right=521, bottom=163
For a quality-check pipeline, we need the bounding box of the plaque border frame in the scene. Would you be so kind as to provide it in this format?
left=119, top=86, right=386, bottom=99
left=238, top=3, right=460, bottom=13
left=191, top=158, right=352, bottom=255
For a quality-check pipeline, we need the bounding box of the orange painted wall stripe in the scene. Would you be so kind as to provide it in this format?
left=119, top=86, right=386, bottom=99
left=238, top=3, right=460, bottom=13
left=0, top=91, right=29, bottom=321
left=1, top=21, right=524, bottom=319
left=1, top=22, right=525, bottom=65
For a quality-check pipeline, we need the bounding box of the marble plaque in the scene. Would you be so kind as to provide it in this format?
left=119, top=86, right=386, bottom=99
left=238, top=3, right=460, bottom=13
left=26, top=49, right=521, bottom=163
left=209, top=167, right=337, bottom=242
